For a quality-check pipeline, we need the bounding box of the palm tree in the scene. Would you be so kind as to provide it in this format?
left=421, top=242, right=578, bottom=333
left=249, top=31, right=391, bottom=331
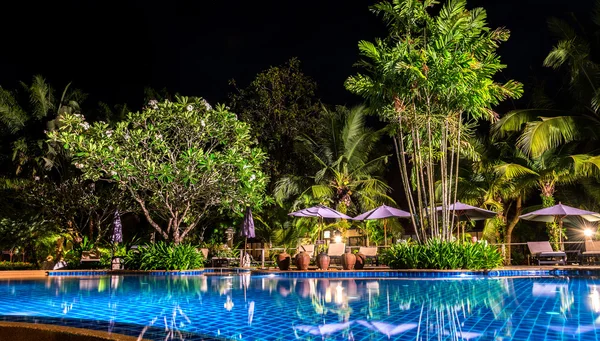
left=494, top=2, right=600, bottom=159
left=274, top=106, right=393, bottom=217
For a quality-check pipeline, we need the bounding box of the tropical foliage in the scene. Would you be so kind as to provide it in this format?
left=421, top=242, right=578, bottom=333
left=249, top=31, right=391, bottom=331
left=124, top=242, right=204, bottom=270
left=48, top=97, right=269, bottom=244
left=381, top=239, right=503, bottom=270
left=275, top=106, right=391, bottom=214
left=346, top=0, right=523, bottom=241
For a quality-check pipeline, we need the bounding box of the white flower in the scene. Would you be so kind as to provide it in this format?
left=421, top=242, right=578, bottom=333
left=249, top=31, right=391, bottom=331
left=108, top=146, right=113, bottom=151
left=110, top=171, right=117, bottom=176
left=201, top=120, right=205, bottom=127
left=106, top=130, right=113, bottom=137
left=155, top=134, right=163, bottom=140
left=249, top=174, right=256, bottom=182
left=186, top=105, right=194, bottom=112
left=149, top=99, right=158, bottom=109
left=80, top=122, right=90, bottom=130
left=124, top=134, right=130, bottom=141
left=201, top=99, right=212, bottom=111
left=34, top=176, right=40, bottom=181
left=75, top=163, right=84, bottom=169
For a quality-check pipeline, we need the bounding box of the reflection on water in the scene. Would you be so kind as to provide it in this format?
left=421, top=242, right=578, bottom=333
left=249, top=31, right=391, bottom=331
left=0, top=274, right=600, bottom=340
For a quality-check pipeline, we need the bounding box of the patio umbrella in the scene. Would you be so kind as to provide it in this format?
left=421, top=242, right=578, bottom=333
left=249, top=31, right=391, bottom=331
left=519, top=202, right=600, bottom=248
left=434, top=201, right=497, bottom=221
left=353, top=204, right=411, bottom=246
left=111, top=210, right=123, bottom=244
left=288, top=205, right=352, bottom=244
left=240, top=206, right=255, bottom=267
left=434, top=201, right=497, bottom=241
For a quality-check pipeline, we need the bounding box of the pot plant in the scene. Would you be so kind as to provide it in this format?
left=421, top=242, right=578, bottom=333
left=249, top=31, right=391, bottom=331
left=341, top=247, right=356, bottom=270
left=295, top=251, right=310, bottom=270
left=276, top=250, right=291, bottom=270
left=316, top=250, right=330, bottom=270
left=354, top=251, right=366, bottom=270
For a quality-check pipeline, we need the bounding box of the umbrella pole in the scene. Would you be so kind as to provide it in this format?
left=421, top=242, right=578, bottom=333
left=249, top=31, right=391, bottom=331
left=559, top=218, right=564, bottom=251
left=243, top=237, right=248, bottom=267
left=384, top=219, right=387, bottom=247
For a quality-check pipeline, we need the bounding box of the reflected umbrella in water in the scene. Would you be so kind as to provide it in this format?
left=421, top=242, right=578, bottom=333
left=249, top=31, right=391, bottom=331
left=357, top=320, right=418, bottom=338
left=294, top=321, right=352, bottom=336
left=247, top=301, right=255, bottom=326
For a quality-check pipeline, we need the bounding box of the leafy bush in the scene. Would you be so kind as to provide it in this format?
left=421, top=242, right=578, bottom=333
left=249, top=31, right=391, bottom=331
left=381, top=239, right=502, bottom=270
left=124, top=242, right=204, bottom=270
left=0, top=261, right=37, bottom=270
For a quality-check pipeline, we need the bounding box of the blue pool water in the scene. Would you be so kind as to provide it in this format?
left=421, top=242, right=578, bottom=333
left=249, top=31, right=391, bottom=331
left=1, top=274, right=600, bottom=340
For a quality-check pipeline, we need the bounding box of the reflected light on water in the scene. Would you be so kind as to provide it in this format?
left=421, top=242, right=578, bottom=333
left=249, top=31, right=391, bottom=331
left=1, top=275, right=600, bottom=340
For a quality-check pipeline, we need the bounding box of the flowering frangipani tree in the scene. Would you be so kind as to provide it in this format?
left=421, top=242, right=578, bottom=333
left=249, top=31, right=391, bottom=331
left=48, top=96, right=268, bottom=244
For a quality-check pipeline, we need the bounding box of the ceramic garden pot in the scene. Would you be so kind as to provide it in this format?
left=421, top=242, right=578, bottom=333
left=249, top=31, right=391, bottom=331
left=341, top=251, right=356, bottom=270
left=316, top=252, right=330, bottom=270
left=277, top=252, right=291, bottom=270
left=354, top=253, right=366, bottom=270
left=295, top=251, right=311, bottom=270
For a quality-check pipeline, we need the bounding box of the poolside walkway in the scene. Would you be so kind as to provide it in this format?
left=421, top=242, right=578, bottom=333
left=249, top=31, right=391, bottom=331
left=4, top=265, right=600, bottom=279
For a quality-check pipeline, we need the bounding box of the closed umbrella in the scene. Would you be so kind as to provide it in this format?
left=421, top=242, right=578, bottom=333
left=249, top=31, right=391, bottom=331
left=111, top=210, right=123, bottom=270
left=240, top=207, right=255, bottom=267
left=111, top=210, right=123, bottom=244
left=519, top=202, right=600, bottom=248
left=353, top=204, right=411, bottom=246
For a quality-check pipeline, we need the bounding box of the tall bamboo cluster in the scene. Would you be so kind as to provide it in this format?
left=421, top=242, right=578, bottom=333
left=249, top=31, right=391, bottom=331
left=346, top=0, right=523, bottom=241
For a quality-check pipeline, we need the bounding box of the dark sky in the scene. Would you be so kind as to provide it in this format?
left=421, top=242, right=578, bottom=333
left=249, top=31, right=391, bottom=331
left=0, top=0, right=594, bottom=110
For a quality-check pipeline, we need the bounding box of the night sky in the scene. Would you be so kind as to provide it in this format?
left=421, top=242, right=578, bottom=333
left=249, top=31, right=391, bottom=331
left=0, top=0, right=594, bottom=110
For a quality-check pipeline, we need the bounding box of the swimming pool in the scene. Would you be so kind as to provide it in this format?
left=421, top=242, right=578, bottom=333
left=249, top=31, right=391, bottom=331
left=0, top=274, right=599, bottom=340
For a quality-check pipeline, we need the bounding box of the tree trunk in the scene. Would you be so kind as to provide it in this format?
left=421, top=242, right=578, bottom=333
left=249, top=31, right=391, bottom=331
left=128, top=187, right=169, bottom=241
left=505, top=196, right=522, bottom=265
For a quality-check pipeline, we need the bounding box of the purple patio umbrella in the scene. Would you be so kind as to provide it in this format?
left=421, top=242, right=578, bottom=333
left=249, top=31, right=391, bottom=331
left=353, top=205, right=411, bottom=246
left=288, top=205, right=353, bottom=220
left=434, top=201, right=497, bottom=221
left=520, top=202, right=600, bottom=247
left=240, top=207, right=255, bottom=266
left=434, top=201, right=497, bottom=241
left=288, top=205, right=352, bottom=244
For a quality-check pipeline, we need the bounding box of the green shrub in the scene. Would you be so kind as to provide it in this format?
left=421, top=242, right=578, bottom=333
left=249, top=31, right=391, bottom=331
left=0, top=261, right=37, bottom=270
left=381, top=239, right=502, bottom=270
left=124, top=242, right=204, bottom=270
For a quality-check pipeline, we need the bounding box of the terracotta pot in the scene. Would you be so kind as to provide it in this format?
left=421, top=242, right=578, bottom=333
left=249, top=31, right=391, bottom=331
left=316, top=252, right=330, bottom=270
left=276, top=252, right=291, bottom=270
left=295, top=251, right=310, bottom=270
left=341, top=251, right=356, bottom=270
left=354, top=253, right=366, bottom=270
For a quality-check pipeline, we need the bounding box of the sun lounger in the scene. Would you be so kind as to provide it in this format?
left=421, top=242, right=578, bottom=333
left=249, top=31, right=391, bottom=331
left=581, top=240, right=600, bottom=265
left=328, top=243, right=346, bottom=266
left=527, top=241, right=566, bottom=265
left=295, top=244, right=315, bottom=259
left=358, top=246, right=379, bottom=266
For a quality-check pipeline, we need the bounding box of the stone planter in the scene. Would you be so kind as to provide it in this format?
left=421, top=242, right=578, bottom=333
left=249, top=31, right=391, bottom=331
left=354, top=253, right=366, bottom=270
left=295, top=251, right=310, bottom=270
left=316, top=252, right=330, bottom=270
left=341, top=251, right=356, bottom=270
left=276, top=252, right=291, bottom=270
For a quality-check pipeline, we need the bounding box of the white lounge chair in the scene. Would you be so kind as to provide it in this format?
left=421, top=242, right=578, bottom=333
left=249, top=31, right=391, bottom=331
left=358, top=246, right=379, bottom=266
left=581, top=240, right=600, bottom=265
left=328, top=243, right=346, bottom=266
left=527, top=241, right=566, bottom=265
